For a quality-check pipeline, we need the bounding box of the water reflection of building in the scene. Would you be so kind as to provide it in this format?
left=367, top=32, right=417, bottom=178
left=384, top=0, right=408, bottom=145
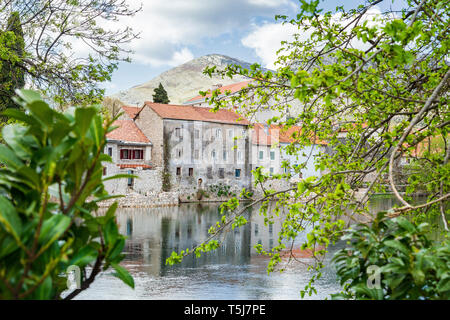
left=116, top=203, right=286, bottom=277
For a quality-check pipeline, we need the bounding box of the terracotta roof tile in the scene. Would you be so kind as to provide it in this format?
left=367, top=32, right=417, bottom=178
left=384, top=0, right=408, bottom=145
left=251, top=123, right=276, bottom=146
left=106, top=120, right=151, bottom=144
left=118, top=164, right=152, bottom=169
left=186, top=80, right=252, bottom=102
left=143, top=101, right=249, bottom=126
left=121, top=106, right=142, bottom=119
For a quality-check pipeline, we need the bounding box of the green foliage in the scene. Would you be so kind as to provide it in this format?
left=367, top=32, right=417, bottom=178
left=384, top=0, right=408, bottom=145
left=0, top=11, right=25, bottom=118
left=167, top=0, right=450, bottom=299
left=0, top=1, right=140, bottom=106
left=152, top=83, right=170, bottom=104
left=332, top=214, right=450, bottom=300
left=0, top=90, right=133, bottom=299
left=208, top=183, right=234, bottom=197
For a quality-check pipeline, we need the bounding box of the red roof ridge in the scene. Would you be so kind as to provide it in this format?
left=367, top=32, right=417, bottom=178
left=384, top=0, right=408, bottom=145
left=143, top=101, right=249, bottom=125
left=106, top=119, right=151, bottom=144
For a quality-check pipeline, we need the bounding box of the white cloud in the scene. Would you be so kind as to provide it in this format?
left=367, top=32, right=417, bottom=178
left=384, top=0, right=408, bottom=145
left=242, top=7, right=385, bottom=69
left=108, top=0, right=297, bottom=67
left=241, top=23, right=300, bottom=70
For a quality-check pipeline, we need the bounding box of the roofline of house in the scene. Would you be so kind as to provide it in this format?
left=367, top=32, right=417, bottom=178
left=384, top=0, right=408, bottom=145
left=162, top=117, right=249, bottom=126
left=106, top=139, right=153, bottom=146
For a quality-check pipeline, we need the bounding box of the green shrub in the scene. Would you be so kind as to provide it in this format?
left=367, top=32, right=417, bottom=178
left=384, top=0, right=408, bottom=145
left=332, top=212, right=450, bottom=300
left=0, top=90, right=134, bottom=299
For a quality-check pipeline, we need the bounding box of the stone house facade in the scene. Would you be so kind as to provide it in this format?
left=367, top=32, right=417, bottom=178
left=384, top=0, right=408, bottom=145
left=133, top=102, right=253, bottom=195
left=103, top=107, right=161, bottom=196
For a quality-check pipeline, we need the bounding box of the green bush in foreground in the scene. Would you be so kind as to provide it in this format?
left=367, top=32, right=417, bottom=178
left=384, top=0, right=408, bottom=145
left=332, top=213, right=449, bottom=300
left=0, top=90, right=134, bottom=299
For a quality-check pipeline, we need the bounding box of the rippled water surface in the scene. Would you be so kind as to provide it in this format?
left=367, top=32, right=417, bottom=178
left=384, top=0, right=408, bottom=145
left=77, top=197, right=398, bottom=300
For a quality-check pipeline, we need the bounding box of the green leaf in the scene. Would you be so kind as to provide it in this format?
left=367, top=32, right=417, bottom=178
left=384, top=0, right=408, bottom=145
left=69, top=246, right=98, bottom=267
left=0, top=196, right=22, bottom=238
left=111, top=263, right=134, bottom=289
left=384, top=240, right=410, bottom=255
left=38, top=214, right=71, bottom=248
left=0, top=144, right=24, bottom=170
left=15, top=89, right=42, bottom=104
left=75, top=107, right=96, bottom=136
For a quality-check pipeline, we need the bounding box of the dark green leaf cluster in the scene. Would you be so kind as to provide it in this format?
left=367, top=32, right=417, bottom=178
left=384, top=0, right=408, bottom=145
left=332, top=213, right=449, bottom=299
left=0, top=90, right=133, bottom=299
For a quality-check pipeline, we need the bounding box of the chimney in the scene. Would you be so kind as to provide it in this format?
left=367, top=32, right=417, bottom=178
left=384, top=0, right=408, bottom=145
left=211, top=83, right=223, bottom=90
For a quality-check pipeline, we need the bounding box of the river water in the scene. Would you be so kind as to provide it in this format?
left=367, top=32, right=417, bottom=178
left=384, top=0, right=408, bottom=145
left=76, top=197, right=400, bottom=300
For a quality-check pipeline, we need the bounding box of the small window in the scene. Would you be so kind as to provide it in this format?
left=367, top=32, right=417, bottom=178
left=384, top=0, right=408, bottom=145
left=237, top=150, right=242, bottom=160
left=194, top=129, right=200, bottom=139
left=103, top=167, right=107, bottom=176
left=235, top=169, right=241, bottom=178
left=270, top=151, right=275, bottom=160
left=223, top=151, right=227, bottom=161
left=219, top=168, right=225, bottom=178
left=211, top=149, right=216, bottom=160
left=228, top=129, right=233, bottom=139
left=120, top=149, right=130, bottom=159
left=176, top=167, right=181, bottom=176
left=177, top=149, right=182, bottom=158
left=133, top=149, right=143, bottom=160
left=194, top=149, right=199, bottom=159
left=270, top=167, right=274, bottom=175
left=175, top=127, right=182, bottom=138
left=259, top=150, right=264, bottom=160
left=189, top=168, right=194, bottom=176
left=127, top=170, right=134, bottom=187
left=216, top=128, right=221, bottom=138
left=108, top=147, right=113, bottom=157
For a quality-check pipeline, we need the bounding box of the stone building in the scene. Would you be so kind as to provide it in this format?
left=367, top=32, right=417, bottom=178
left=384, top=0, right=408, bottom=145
left=132, top=102, right=253, bottom=195
left=103, top=106, right=162, bottom=196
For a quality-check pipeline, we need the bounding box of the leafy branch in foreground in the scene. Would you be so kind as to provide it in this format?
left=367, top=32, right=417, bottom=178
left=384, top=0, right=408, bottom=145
left=167, top=0, right=449, bottom=299
left=332, top=212, right=450, bottom=300
left=0, top=89, right=134, bottom=299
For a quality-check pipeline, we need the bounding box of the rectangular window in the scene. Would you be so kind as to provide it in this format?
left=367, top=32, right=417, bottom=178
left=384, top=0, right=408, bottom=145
left=120, top=149, right=143, bottom=160
left=207, top=166, right=212, bottom=178
left=237, top=150, right=242, bottom=161
left=235, top=169, right=241, bottom=178
left=223, top=151, right=227, bottom=161
left=270, top=167, right=274, bottom=175
left=216, top=128, right=221, bottom=138
left=194, top=149, right=199, bottom=159
left=211, top=149, right=216, bottom=160
left=194, top=129, right=200, bottom=139
left=219, top=168, right=225, bottom=178
left=108, top=147, right=113, bottom=157
left=259, top=150, right=264, bottom=160
left=120, top=149, right=130, bottom=159
left=189, top=168, right=194, bottom=176
left=270, top=151, right=275, bottom=161
left=127, top=170, right=134, bottom=187
left=103, top=167, right=107, bottom=176
left=228, top=129, right=233, bottom=139
left=175, top=127, right=182, bottom=138
left=177, top=149, right=182, bottom=158
left=176, top=167, right=181, bottom=176
left=133, top=149, right=143, bottom=160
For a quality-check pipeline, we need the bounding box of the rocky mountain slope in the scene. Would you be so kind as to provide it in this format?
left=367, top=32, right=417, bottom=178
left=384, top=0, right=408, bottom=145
left=110, top=54, right=255, bottom=106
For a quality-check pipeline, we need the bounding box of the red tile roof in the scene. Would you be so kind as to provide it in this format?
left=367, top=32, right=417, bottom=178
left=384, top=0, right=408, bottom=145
left=186, top=80, right=252, bottom=102
left=118, top=164, right=152, bottom=169
left=121, top=106, right=142, bottom=119
left=251, top=124, right=327, bottom=146
left=273, top=125, right=327, bottom=145
left=143, top=101, right=249, bottom=126
left=251, top=123, right=277, bottom=146
left=106, top=120, right=151, bottom=144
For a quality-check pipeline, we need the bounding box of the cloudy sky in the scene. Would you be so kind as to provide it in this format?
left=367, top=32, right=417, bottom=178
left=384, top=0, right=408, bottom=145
left=102, top=0, right=405, bottom=95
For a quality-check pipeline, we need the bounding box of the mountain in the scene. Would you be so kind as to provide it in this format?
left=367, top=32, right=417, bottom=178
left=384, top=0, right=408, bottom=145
left=110, top=54, right=256, bottom=106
